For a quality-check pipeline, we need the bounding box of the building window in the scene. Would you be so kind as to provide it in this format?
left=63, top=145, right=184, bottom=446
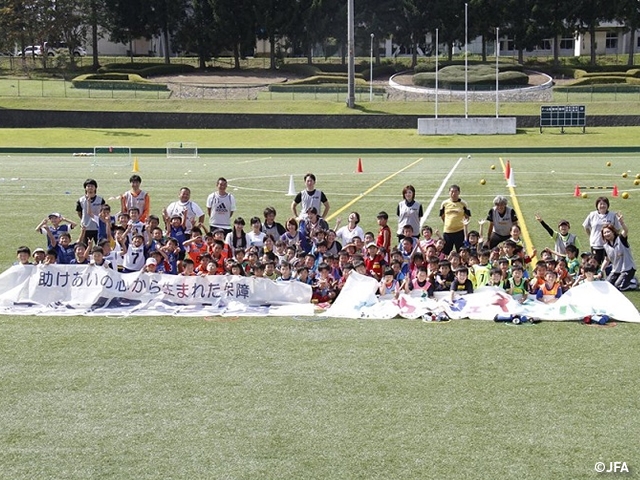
left=559, top=37, right=574, bottom=50
left=637, top=36, right=640, bottom=48
left=606, top=32, right=618, bottom=49
left=537, top=39, right=552, bottom=51
left=501, top=39, right=515, bottom=51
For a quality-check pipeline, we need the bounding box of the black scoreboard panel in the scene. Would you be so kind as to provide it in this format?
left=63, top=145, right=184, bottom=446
left=540, top=105, right=586, bottom=133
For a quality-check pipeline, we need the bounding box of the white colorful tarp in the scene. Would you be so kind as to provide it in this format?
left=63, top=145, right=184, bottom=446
left=0, top=266, right=638, bottom=322
left=324, top=272, right=640, bottom=322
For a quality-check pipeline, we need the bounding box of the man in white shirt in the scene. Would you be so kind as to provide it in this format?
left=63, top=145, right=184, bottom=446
left=206, top=177, right=236, bottom=235
left=163, top=187, right=204, bottom=231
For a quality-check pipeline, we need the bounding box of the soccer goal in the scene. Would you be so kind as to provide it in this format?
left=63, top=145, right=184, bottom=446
left=167, top=142, right=198, bottom=159
left=92, top=146, right=132, bottom=167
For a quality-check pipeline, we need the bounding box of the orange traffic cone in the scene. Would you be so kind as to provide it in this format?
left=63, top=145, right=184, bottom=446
left=574, top=185, right=581, bottom=197
left=504, top=159, right=511, bottom=180
left=356, top=157, right=363, bottom=173
left=612, top=185, right=619, bottom=197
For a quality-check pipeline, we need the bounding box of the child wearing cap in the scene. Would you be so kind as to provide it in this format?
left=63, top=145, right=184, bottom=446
left=364, top=242, right=385, bottom=280
left=35, top=212, right=77, bottom=248
left=534, top=213, right=580, bottom=260
left=142, top=257, right=157, bottom=273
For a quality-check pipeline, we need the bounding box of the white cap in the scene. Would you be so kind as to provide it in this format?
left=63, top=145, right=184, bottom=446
left=145, top=257, right=157, bottom=266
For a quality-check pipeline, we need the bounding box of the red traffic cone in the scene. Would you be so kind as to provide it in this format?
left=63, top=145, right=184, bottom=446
left=356, top=157, right=363, bottom=173
left=574, top=185, right=581, bottom=197
left=612, top=185, right=619, bottom=197
left=504, top=160, right=511, bottom=180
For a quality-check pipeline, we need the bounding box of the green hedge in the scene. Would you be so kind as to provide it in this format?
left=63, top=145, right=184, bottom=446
left=566, top=76, right=628, bottom=86
left=581, top=71, right=635, bottom=78
left=278, top=64, right=321, bottom=77
left=414, top=61, right=523, bottom=73
left=413, top=64, right=529, bottom=88
left=72, top=73, right=169, bottom=91
left=269, top=83, right=386, bottom=94
left=282, top=75, right=366, bottom=86
left=555, top=82, right=640, bottom=92
left=98, top=63, right=195, bottom=77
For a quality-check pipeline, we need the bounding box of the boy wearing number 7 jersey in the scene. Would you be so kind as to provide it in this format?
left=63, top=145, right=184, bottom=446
left=121, top=234, right=147, bottom=273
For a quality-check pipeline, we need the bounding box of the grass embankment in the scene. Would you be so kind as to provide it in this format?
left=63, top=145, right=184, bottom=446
left=1, top=127, right=639, bottom=150
left=2, top=96, right=640, bottom=116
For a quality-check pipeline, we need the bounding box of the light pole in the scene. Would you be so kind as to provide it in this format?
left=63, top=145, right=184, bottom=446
left=370, top=33, right=374, bottom=101
left=347, top=0, right=355, bottom=108
left=464, top=2, right=468, bottom=119
left=496, top=27, right=500, bottom=118
left=435, top=28, right=439, bottom=119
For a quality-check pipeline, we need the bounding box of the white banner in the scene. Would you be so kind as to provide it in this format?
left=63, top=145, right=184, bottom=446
left=0, top=266, right=638, bottom=322
left=0, top=265, right=314, bottom=317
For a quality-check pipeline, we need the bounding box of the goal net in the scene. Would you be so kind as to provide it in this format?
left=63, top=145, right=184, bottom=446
left=167, top=142, right=198, bottom=159
left=92, top=146, right=132, bottom=167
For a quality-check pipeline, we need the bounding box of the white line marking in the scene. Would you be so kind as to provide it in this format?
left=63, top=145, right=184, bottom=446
left=420, top=156, right=464, bottom=226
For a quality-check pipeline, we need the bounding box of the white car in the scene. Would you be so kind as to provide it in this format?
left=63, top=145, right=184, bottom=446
left=17, top=45, right=44, bottom=56
left=45, top=42, right=87, bottom=57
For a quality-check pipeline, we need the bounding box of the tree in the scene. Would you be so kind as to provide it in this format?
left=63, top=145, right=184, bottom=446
left=566, top=0, right=615, bottom=65
left=502, top=0, right=546, bottom=64
left=469, top=0, right=503, bottom=61
left=253, top=0, right=296, bottom=69
left=615, top=0, right=640, bottom=65
left=48, top=0, right=93, bottom=66
left=104, top=0, right=154, bottom=62
left=532, top=0, right=577, bottom=66
left=430, top=0, right=466, bottom=61
left=148, top=0, right=189, bottom=63
left=173, top=0, right=218, bottom=69
left=210, top=0, right=256, bottom=69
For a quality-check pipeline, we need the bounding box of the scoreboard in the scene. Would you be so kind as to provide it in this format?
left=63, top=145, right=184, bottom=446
left=540, top=105, right=586, bottom=133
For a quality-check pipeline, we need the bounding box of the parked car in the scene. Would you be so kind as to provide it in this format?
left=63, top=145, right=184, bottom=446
left=17, top=45, right=44, bottom=56
left=44, top=42, right=87, bottom=57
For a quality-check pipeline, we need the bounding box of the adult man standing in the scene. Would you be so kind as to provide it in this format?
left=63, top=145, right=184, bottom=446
left=440, top=184, right=471, bottom=255
left=291, top=173, right=330, bottom=220
left=163, top=187, right=204, bottom=231
left=206, top=177, right=236, bottom=235
left=76, top=178, right=105, bottom=243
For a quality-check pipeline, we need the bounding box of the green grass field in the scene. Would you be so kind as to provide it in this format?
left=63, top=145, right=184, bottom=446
left=1, top=151, right=639, bottom=478
left=2, top=127, right=640, bottom=150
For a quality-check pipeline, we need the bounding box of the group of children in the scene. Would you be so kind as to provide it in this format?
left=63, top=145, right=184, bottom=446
left=377, top=212, right=603, bottom=307
left=14, top=175, right=615, bottom=308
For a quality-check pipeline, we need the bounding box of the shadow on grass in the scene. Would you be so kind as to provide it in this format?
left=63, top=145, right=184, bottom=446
left=80, top=129, right=151, bottom=137
left=351, top=104, right=396, bottom=115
